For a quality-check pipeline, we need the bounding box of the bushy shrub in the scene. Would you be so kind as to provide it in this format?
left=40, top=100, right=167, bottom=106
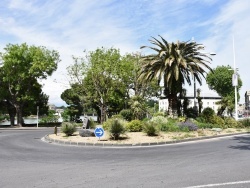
left=157, top=118, right=179, bottom=132
left=239, top=118, right=250, bottom=128
left=150, top=116, right=177, bottom=132
left=223, top=117, right=238, bottom=128
left=143, top=122, right=158, bottom=136
left=111, top=114, right=124, bottom=119
left=119, top=109, right=133, bottom=121
left=196, top=122, right=214, bottom=129
left=126, top=120, right=143, bottom=132
left=201, top=107, right=215, bottom=122
left=61, top=122, right=77, bottom=136
left=186, top=108, right=198, bottom=118
left=196, top=116, right=206, bottom=123
left=88, top=117, right=96, bottom=129
left=150, top=116, right=168, bottom=126
left=153, top=112, right=166, bottom=117
left=210, top=115, right=225, bottom=128
left=178, top=120, right=198, bottom=131
left=178, top=116, right=186, bottom=122
left=103, top=118, right=126, bottom=139
left=102, top=118, right=117, bottom=130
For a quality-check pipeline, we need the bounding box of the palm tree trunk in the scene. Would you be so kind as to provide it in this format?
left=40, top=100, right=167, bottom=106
left=168, top=94, right=178, bottom=117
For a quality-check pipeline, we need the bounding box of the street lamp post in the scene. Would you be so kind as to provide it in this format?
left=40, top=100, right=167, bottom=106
left=232, top=36, right=238, bottom=121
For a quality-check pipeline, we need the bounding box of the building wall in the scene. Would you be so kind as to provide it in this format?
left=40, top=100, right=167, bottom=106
left=159, top=97, right=221, bottom=113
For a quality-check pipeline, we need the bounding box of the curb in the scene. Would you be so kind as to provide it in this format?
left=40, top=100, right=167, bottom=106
left=42, top=132, right=250, bottom=148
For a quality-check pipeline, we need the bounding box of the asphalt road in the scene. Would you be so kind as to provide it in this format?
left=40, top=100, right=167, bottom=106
left=0, top=128, right=250, bottom=188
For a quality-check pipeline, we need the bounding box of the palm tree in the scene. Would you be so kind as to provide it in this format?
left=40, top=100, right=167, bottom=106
left=139, top=35, right=213, bottom=116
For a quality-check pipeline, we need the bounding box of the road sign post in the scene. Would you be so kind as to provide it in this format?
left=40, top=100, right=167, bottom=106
left=94, top=127, right=104, bottom=140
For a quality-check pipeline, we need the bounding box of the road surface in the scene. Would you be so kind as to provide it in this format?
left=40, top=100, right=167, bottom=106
left=0, top=128, right=250, bottom=188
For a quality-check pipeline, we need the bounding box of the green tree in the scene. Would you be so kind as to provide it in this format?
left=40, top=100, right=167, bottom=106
left=64, top=48, right=128, bottom=123
left=61, top=84, right=83, bottom=122
left=206, top=65, right=242, bottom=116
left=139, top=36, right=213, bottom=116
left=0, top=43, right=60, bottom=126
left=63, top=49, right=161, bottom=123
left=128, top=95, right=148, bottom=120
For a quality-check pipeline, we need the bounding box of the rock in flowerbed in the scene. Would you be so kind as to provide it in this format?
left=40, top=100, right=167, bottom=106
left=79, top=129, right=95, bottom=137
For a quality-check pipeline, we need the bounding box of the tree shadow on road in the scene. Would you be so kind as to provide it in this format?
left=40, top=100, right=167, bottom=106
left=229, top=135, right=250, bottom=150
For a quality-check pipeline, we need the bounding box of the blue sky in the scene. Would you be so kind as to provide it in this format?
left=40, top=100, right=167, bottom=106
left=1, top=0, right=250, bottom=106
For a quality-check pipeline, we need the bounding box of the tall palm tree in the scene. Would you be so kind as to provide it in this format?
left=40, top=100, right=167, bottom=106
left=139, top=35, right=213, bottom=116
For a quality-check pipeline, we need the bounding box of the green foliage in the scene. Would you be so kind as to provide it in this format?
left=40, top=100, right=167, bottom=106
left=178, top=116, right=186, bottom=122
left=149, top=117, right=180, bottom=132
left=39, top=110, right=59, bottom=123
left=61, top=85, right=83, bottom=121
left=238, top=118, right=250, bottom=128
left=207, top=65, right=242, bottom=98
left=186, top=108, right=198, bottom=119
left=196, top=122, right=214, bottom=129
left=119, top=109, right=133, bottom=121
left=159, top=123, right=180, bottom=132
left=196, top=116, right=206, bottom=123
left=206, top=65, right=242, bottom=115
left=223, top=117, right=238, bottom=128
left=0, top=114, right=9, bottom=122
left=88, top=117, right=96, bottom=129
left=150, top=116, right=168, bottom=126
left=61, top=109, right=70, bottom=122
left=126, top=120, right=143, bottom=132
left=111, top=114, right=124, bottom=119
left=140, top=36, right=213, bottom=116
left=153, top=111, right=166, bottom=117
left=61, top=122, right=77, bottom=136
left=143, top=122, right=159, bottom=136
left=104, top=118, right=126, bottom=140
left=129, top=95, right=147, bottom=120
left=210, top=115, right=225, bottom=128
left=0, top=43, right=60, bottom=126
left=158, top=118, right=178, bottom=132
left=201, top=107, right=215, bottom=122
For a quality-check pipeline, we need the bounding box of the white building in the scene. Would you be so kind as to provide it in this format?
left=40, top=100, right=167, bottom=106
left=159, top=96, right=222, bottom=113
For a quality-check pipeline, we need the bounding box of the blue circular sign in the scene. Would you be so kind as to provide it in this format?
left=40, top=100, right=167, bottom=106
left=94, top=127, right=104, bottom=138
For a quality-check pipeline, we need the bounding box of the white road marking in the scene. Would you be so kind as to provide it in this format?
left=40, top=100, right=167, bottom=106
left=185, top=180, right=250, bottom=188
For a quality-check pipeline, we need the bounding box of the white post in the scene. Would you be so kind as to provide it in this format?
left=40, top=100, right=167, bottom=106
left=37, top=106, right=39, bottom=128
left=233, top=36, right=238, bottom=121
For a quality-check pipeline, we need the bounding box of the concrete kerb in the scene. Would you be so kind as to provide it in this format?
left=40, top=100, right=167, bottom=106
left=42, top=132, right=250, bottom=148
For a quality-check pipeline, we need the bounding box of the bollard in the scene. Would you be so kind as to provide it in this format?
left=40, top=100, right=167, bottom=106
left=54, top=126, right=57, bottom=135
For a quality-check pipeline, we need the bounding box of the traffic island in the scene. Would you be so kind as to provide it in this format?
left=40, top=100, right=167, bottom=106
left=43, top=128, right=250, bottom=147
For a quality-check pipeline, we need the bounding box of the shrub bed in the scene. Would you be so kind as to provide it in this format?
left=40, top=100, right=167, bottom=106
left=61, top=122, right=77, bottom=136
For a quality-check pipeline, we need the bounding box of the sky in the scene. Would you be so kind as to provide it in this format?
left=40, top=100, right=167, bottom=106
left=0, top=0, right=250, bottom=106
